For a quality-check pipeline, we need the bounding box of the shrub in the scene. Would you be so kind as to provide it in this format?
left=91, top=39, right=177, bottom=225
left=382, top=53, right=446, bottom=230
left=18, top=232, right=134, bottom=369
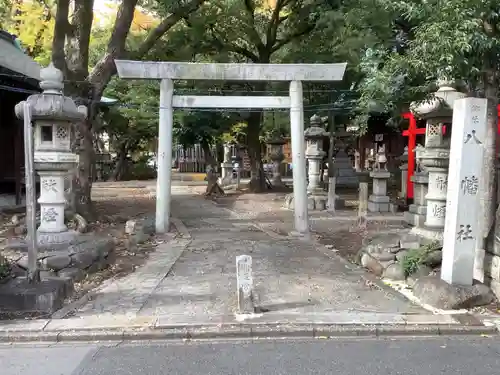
left=401, top=241, right=441, bottom=276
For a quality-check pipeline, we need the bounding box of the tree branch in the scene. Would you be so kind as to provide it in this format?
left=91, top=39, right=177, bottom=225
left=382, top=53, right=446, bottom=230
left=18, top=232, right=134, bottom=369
left=88, top=0, right=139, bottom=96
left=51, top=0, right=70, bottom=73
left=243, top=0, right=265, bottom=50
left=66, top=0, right=94, bottom=75
left=133, top=0, right=206, bottom=58
left=265, top=0, right=289, bottom=49
left=208, top=25, right=260, bottom=62
left=271, top=22, right=317, bottom=53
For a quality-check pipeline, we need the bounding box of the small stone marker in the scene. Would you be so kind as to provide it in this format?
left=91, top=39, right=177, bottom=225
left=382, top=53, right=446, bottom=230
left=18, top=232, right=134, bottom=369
left=327, top=177, right=336, bottom=212
left=357, top=182, right=369, bottom=230
left=441, top=98, right=488, bottom=286
left=236, top=254, right=254, bottom=313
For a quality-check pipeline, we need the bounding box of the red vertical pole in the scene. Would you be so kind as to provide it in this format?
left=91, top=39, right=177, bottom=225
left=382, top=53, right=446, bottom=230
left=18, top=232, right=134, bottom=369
left=402, top=112, right=416, bottom=200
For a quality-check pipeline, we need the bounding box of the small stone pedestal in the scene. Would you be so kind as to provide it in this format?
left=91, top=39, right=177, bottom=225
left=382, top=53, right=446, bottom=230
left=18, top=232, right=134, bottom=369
left=404, top=172, right=428, bottom=227
left=368, top=171, right=391, bottom=212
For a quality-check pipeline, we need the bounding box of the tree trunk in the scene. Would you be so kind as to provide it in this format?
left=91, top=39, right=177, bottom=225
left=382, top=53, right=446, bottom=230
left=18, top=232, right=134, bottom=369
left=51, top=0, right=206, bottom=222
left=246, top=110, right=267, bottom=192
left=112, top=143, right=128, bottom=181
left=481, top=75, right=499, bottom=247
left=201, top=143, right=216, bottom=171
left=73, top=117, right=96, bottom=220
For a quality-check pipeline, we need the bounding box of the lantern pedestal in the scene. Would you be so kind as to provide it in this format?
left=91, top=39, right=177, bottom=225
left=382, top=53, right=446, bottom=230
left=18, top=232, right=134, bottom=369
left=368, top=171, right=391, bottom=212
left=404, top=172, right=428, bottom=227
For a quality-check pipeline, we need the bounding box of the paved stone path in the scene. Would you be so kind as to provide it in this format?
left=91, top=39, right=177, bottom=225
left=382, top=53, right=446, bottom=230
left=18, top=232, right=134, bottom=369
left=63, top=185, right=424, bottom=323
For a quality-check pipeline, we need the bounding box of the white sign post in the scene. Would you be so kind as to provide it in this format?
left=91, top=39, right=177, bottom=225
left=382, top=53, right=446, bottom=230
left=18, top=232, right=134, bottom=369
left=441, top=98, right=488, bottom=285
left=236, top=255, right=253, bottom=313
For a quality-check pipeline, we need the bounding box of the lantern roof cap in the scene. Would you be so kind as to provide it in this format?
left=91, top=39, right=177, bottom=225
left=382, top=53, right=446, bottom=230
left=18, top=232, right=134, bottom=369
left=410, top=79, right=466, bottom=119
left=15, top=63, right=87, bottom=121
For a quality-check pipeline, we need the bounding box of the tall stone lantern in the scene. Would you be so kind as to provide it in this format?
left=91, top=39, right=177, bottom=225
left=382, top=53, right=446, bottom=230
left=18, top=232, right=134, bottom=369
left=410, top=80, right=466, bottom=243
left=15, top=63, right=86, bottom=245
left=265, top=130, right=286, bottom=187
left=305, top=114, right=329, bottom=210
left=220, top=143, right=233, bottom=186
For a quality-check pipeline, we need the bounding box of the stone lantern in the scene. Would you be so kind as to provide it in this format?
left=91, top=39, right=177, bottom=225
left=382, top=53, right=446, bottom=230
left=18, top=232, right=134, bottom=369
left=265, top=130, right=286, bottom=187
left=220, top=143, right=233, bottom=186
left=304, top=114, right=329, bottom=210
left=15, top=63, right=86, bottom=245
left=231, top=144, right=243, bottom=187
left=410, top=79, right=466, bottom=242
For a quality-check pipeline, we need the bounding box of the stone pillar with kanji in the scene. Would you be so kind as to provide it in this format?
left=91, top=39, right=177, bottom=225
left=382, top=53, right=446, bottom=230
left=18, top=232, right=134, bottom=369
left=15, top=63, right=86, bottom=245
left=410, top=80, right=466, bottom=243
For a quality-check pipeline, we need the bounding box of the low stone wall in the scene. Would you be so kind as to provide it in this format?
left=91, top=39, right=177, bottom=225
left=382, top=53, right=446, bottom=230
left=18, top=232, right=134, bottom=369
left=9, top=236, right=115, bottom=283
left=358, top=232, right=495, bottom=310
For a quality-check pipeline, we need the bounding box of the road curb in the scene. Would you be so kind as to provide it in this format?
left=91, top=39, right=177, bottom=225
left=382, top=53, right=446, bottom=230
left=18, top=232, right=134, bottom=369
left=0, top=323, right=497, bottom=343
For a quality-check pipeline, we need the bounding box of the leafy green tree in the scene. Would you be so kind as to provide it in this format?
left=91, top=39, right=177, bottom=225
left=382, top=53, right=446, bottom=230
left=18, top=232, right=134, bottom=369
left=100, top=77, right=159, bottom=179
left=49, top=0, right=207, bottom=220
left=0, top=0, right=12, bottom=29
left=168, top=0, right=345, bottom=191
left=3, top=0, right=55, bottom=65
left=352, top=0, right=500, bottom=248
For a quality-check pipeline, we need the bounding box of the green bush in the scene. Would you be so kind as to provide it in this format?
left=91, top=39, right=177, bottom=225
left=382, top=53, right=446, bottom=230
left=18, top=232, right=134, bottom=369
left=0, top=256, right=10, bottom=281
left=122, top=155, right=157, bottom=181
left=401, top=241, right=441, bottom=276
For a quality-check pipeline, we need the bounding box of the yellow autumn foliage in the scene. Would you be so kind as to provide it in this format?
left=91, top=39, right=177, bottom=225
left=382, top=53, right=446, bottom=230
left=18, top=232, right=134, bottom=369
left=7, top=0, right=55, bottom=65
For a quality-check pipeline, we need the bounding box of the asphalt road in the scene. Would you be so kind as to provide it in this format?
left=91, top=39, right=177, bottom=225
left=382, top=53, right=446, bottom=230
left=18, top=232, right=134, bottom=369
left=2, top=337, right=500, bottom=375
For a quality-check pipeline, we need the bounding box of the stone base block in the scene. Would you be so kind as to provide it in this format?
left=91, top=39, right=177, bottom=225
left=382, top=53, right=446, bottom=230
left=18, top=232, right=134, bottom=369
left=369, top=171, right=391, bottom=179
left=307, top=195, right=328, bottom=211
left=368, top=194, right=390, bottom=212
left=284, top=193, right=335, bottom=211
left=399, top=234, right=421, bottom=250
left=335, top=176, right=359, bottom=188
left=368, top=201, right=389, bottom=213
left=411, top=225, right=444, bottom=244
left=327, top=196, right=346, bottom=211
left=37, top=230, right=80, bottom=246
left=369, top=195, right=390, bottom=203
left=0, top=277, right=72, bottom=314
left=403, top=211, right=426, bottom=227
left=413, top=275, right=494, bottom=310
left=409, top=204, right=427, bottom=215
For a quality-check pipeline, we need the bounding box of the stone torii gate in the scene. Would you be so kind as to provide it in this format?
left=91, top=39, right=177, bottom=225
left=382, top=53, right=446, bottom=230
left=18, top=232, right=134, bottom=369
left=114, top=60, right=347, bottom=235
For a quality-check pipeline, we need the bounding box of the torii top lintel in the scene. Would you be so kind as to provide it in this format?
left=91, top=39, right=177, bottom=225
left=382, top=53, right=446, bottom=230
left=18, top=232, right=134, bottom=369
left=114, top=60, right=347, bottom=81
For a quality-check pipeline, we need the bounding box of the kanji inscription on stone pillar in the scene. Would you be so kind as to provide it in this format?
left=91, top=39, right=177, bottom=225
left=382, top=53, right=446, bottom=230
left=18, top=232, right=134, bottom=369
left=441, top=98, right=488, bottom=286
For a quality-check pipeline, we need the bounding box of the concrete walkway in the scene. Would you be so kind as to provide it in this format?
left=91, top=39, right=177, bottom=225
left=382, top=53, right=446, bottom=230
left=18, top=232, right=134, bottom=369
left=1, top=186, right=496, bottom=341
left=62, top=187, right=424, bottom=321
